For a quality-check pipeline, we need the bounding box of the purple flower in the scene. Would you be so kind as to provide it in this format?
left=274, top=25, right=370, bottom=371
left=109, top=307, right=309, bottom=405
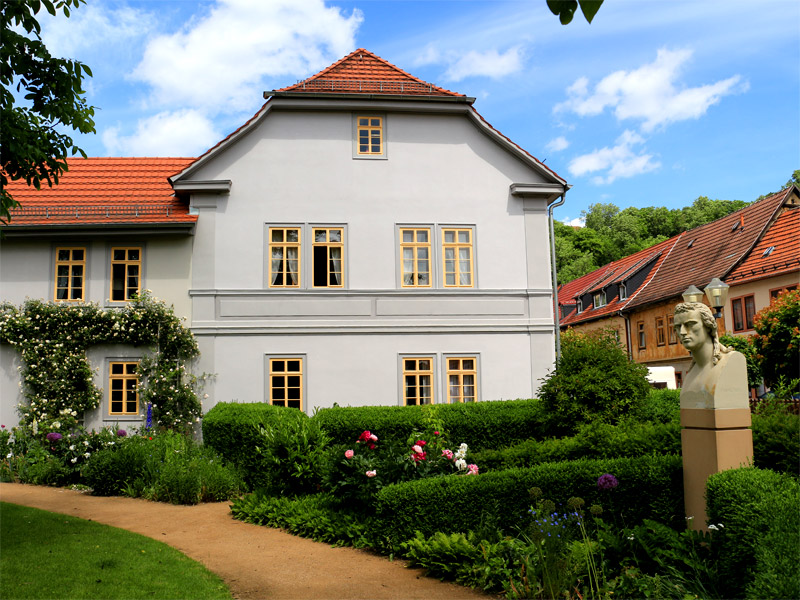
left=145, top=403, right=153, bottom=429
left=46, top=432, right=62, bottom=442
left=597, top=473, right=619, bottom=490
left=116, top=429, right=127, bottom=437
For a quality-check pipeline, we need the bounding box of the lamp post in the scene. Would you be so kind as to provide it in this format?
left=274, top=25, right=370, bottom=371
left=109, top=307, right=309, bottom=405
left=704, top=278, right=730, bottom=319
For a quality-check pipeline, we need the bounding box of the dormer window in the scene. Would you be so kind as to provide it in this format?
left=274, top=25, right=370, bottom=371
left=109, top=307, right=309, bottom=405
left=593, top=291, right=607, bottom=308
left=577, top=298, right=584, bottom=313
left=619, top=282, right=627, bottom=300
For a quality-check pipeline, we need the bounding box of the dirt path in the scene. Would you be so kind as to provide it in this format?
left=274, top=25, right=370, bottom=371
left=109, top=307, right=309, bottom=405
left=1, top=483, right=490, bottom=600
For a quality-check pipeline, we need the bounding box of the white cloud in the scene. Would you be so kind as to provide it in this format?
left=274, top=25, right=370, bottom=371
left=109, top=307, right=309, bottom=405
left=39, top=3, right=156, bottom=57
left=555, top=48, right=747, bottom=131
left=442, top=46, right=525, bottom=82
left=560, top=216, right=585, bottom=227
left=131, top=0, right=363, bottom=113
left=568, top=130, right=661, bottom=184
left=102, top=110, right=221, bottom=157
left=546, top=136, right=570, bottom=153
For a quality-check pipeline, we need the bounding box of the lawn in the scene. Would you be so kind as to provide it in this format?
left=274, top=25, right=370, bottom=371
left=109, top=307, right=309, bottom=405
left=0, top=502, right=232, bottom=600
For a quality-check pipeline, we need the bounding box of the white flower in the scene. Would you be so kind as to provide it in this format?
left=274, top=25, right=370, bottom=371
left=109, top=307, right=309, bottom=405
left=52, top=421, right=61, bottom=429
left=455, top=458, right=467, bottom=471
left=6, top=452, right=12, bottom=459
left=69, top=445, right=76, bottom=451
left=84, top=452, right=91, bottom=458
left=71, top=457, right=78, bottom=463
left=707, top=524, right=719, bottom=531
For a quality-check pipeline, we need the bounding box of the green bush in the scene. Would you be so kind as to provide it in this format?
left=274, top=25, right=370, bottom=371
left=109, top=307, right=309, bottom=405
left=751, top=406, right=800, bottom=475
left=635, top=388, right=680, bottom=424
left=202, top=402, right=292, bottom=489
left=473, top=420, right=681, bottom=471
left=314, top=399, right=547, bottom=452
left=751, top=289, right=800, bottom=387
left=83, top=430, right=243, bottom=504
left=375, top=454, right=683, bottom=551
left=538, top=329, right=652, bottom=434
left=706, top=467, right=800, bottom=599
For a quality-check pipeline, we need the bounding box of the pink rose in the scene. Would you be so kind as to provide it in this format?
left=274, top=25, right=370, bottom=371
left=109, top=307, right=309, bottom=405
left=416, top=440, right=427, bottom=447
left=467, top=464, right=479, bottom=476
left=357, top=430, right=371, bottom=443
left=442, top=449, right=454, bottom=460
left=412, top=444, right=423, bottom=454
left=366, top=470, right=377, bottom=478
left=345, top=449, right=354, bottom=459
left=370, top=434, right=378, bottom=442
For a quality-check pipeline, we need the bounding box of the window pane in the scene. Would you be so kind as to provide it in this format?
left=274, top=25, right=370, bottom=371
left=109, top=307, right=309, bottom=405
left=458, top=231, right=469, bottom=243
left=58, top=249, right=70, bottom=261
left=113, top=249, right=125, bottom=260
left=271, top=229, right=284, bottom=243
left=444, top=231, right=455, bottom=243
left=417, top=230, right=428, bottom=243
left=72, top=249, right=84, bottom=260
left=370, top=118, right=380, bottom=127
left=286, top=229, right=299, bottom=242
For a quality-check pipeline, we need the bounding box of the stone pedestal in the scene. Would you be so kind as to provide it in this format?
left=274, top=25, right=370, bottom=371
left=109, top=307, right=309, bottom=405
left=680, top=407, right=753, bottom=530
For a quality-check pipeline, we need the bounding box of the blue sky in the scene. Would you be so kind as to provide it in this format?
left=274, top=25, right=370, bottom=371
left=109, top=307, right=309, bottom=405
left=35, top=0, right=799, bottom=224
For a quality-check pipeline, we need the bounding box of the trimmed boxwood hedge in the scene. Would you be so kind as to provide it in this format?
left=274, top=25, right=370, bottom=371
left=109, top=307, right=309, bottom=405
left=314, top=399, right=547, bottom=452
left=374, top=454, right=683, bottom=548
left=202, top=402, right=304, bottom=489
left=706, top=467, right=800, bottom=599
left=472, top=420, right=682, bottom=471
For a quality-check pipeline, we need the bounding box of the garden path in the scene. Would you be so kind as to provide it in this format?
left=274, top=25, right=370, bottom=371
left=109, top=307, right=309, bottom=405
left=0, top=483, right=490, bottom=600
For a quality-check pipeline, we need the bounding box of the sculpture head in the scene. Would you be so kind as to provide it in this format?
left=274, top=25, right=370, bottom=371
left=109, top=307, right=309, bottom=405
left=673, top=302, right=727, bottom=366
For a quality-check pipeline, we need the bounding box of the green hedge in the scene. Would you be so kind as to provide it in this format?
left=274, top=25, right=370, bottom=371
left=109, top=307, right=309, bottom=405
left=751, top=410, right=800, bottom=475
left=375, top=454, right=683, bottom=548
left=472, top=419, right=681, bottom=471
left=202, top=402, right=304, bottom=489
left=706, top=467, right=800, bottom=599
left=313, top=399, right=547, bottom=452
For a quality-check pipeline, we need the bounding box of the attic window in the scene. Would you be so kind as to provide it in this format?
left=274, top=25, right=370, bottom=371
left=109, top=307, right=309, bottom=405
left=731, top=221, right=740, bottom=232
left=619, top=282, right=628, bottom=300
left=593, top=291, right=607, bottom=308
left=762, top=246, right=776, bottom=257
left=687, top=239, right=695, bottom=248
left=576, top=298, right=584, bottom=313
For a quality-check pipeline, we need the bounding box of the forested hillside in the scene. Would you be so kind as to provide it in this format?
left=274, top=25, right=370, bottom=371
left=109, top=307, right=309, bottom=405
left=554, top=171, right=799, bottom=285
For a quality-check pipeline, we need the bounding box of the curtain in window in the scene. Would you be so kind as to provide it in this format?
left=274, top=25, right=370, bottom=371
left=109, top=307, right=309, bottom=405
left=329, top=247, right=342, bottom=286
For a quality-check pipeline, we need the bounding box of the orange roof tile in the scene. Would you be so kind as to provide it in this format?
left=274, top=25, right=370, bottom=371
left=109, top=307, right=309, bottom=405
left=2, top=158, right=196, bottom=228
left=557, top=186, right=797, bottom=327
left=726, top=205, right=800, bottom=285
left=273, top=48, right=465, bottom=98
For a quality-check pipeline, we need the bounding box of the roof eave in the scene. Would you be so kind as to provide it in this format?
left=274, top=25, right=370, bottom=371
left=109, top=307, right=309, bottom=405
left=264, top=90, right=475, bottom=103
left=0, top=222, right=197, bottom=238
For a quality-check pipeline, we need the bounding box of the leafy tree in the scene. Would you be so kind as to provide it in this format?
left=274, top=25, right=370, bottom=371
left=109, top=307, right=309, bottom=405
left=547, top=0, right=604, bottom=25
left=1, top=0, right=96, bottom=223
left=538, top=328, right=651, bottom=434
left=751, top=289, right=800, bottom=388
left=719, top=334, right=762, bottom=388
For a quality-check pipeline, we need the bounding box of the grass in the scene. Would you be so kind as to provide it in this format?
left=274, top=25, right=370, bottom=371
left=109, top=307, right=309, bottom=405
left=0, top=502, right=232, bottom=600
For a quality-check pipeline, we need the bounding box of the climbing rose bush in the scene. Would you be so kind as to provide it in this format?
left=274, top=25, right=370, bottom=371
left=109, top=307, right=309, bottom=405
left=751, top=289, right=800, bottom=387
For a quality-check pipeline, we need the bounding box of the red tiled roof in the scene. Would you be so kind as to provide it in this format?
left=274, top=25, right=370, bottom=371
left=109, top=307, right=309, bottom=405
left=273, top=48, right=465, bottom=98
left=558, top=237, right=678, bottom=326
left=3, top=158, right=197, bottom=228
left=624, top=188, right=791, bottom=309
left=726, top=204, right=800, bottom=285
left=557, top=187, right=796, bottom=327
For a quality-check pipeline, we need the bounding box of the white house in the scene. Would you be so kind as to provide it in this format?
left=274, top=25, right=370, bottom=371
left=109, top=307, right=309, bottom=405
left=0, top=49, right=568, bottom=426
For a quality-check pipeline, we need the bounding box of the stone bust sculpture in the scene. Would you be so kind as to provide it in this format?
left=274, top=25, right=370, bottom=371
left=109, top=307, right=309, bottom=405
left=674, top=302, right=748, bottom=410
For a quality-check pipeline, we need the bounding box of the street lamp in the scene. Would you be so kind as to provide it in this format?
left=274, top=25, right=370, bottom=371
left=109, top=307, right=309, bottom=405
left=682, top=285, right=704, bottom=304
left=704, top=278, right=730, bottom=319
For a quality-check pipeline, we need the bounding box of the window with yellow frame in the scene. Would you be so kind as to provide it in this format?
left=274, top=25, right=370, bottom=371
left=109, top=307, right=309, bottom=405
left=109, top=362, right=139, bottom=415
left=110, top=247, right=141, bottom=301
left=403, top=357, right=433, bottom=405
left=356, top=116, right=383, bottom=155
left=400, top=228, right=431, bottom=287
left=269, top=227, right=301, bottom=287
left=446, top=357, right=477, bottom=403
left=312, top=228, right=343, bottom=287
left=442, top=228, right=473, bottom=287
left=269, top=357, right=303, bottom=410
left=54, top=247, right=86, bottom=301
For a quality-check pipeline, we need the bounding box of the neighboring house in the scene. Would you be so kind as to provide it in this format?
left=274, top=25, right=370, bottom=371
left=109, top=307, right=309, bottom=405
left=558, top=186, right=799, bottom=388
left=0, top=158, right=196, bottom=430
left=0, top=49, right=568, bottom=426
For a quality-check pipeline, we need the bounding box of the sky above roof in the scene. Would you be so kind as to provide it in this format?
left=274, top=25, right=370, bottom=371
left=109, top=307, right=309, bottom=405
left=32, top=0, right=799, bottom=224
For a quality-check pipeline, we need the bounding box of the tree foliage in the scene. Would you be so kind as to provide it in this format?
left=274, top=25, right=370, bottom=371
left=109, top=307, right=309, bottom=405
left=538, top=328, right=651, bottom=434
left=1, top=0, right=96, bottom=223
left=751, top=289, right=800, bottom=388
left=555, top=196, right=751, bottom=285
left=547, top=0, right=604, bottom=25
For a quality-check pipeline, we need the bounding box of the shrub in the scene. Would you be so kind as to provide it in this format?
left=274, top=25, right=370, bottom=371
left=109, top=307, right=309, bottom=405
left=751, top=405, right=800, bottom=475
left=706, top=467, right=800, bottom=599
left=538, top=328, right=651, bottom=434
left=719, top=333, right=763, bottom=387
left=375, top=454, right=683, bottom=551
left=751, top=289, right=800, bottom=387
left=314, top=399, right=547, bottom=452
left=202, top=402, right=291, bottom=489
left=472, top=420, right=681, bottom=472
left=635, top=388, right=680, bottom=424
left=82, top=436, right=150, bottom=496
